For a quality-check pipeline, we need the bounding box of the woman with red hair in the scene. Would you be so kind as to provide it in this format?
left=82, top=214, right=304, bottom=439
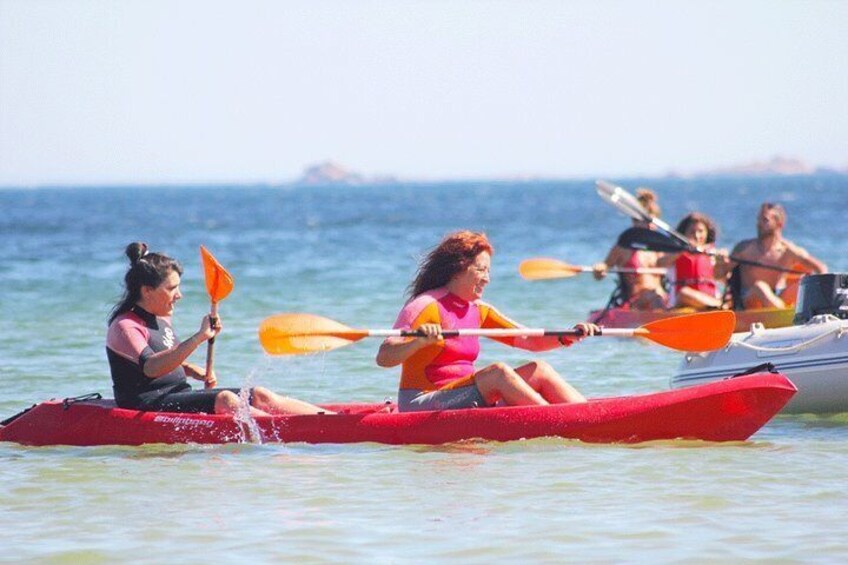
left=377, top=231, right=596, bottom=412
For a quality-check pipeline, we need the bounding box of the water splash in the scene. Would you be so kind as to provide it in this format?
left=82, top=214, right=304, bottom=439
left=234, top=370, right=264, bottom=444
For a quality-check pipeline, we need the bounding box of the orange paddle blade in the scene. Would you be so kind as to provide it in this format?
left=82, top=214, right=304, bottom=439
left=200, top=246, right=234, bottom=303
left=259, top=313, right=369, bottom=355
left=519, top=258, right=583, bottom=280
left=639, top=310, right=735, bottom=352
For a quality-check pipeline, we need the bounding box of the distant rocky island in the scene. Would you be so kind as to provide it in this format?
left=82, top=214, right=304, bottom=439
left=668, top=155, right=845, bottom=178
left=291, top=156, right=845, bottom=186
left=294, top=161, right=397, bottom=185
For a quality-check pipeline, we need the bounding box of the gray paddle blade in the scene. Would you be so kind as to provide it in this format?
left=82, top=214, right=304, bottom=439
left=596, top=180, right=651, bottom=222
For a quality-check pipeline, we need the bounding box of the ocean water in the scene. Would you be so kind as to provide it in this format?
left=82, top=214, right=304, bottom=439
left=1, top=176, right=847, bottom=562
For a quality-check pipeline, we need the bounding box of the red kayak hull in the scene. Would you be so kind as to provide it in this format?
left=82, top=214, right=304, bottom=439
left=589, top=306, right=794, bottom=332
left=0, top=373, right=795, bottom=447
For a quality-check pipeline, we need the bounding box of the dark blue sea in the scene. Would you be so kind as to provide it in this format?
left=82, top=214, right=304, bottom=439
left=1, top=176, right=846, bottom=562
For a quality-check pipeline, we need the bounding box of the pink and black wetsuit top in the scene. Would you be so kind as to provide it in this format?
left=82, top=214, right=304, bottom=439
left=106, top=306, right=191, bottom=409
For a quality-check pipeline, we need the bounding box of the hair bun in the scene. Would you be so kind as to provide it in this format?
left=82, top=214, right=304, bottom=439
left=125, top=242, right=149, bottom=264
left=635, top=188, right=661, bottom=217
left=636, top=188, right=656, bottom=203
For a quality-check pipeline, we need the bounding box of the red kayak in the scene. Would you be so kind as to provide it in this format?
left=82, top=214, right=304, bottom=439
left=0, top=373, right=795, bottom=447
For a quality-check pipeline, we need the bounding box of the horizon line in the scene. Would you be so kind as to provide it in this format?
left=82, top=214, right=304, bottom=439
left=1, top=170, right=847, bottom=190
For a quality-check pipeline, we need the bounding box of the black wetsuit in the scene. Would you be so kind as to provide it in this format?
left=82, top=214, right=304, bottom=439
left=106, top=306, right=245, bottom=413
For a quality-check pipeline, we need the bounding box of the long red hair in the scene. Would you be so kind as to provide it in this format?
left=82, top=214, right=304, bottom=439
left=408, top=231, right=494, bottom=298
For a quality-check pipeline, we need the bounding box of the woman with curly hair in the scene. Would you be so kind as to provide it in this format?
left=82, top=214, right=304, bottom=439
left=664, top=212, right=729, bottom=309
left=377, top=231, right=596, bottom=413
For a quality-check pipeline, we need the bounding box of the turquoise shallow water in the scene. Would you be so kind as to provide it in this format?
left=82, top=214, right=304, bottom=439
left=1, top=177, right=847, bottom=562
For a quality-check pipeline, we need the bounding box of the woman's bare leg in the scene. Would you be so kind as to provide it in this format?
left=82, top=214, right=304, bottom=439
left=744, top=280, right=786, bottom=309
left=214, top=390, right=270, bottom=416
left=474, top=362, right=548, bottom=406
left=677, top=287, right=722, bottom=309
left=516, top=360, right=586, bottom=404
left=474, top=360, right=586, bottom=406
left=250, top=386, right=333, bottom=415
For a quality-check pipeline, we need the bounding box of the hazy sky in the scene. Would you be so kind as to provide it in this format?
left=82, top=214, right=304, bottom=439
left=1, top=0, right=846, bottom=185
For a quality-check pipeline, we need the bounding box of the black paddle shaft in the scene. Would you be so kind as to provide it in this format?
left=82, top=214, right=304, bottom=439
left=398, top=328, right=591, bottom=338
left=617, top=227, right=806, bottom=275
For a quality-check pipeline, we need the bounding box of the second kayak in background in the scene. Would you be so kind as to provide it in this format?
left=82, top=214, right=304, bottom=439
left=589, top=306, right=794, bottom=333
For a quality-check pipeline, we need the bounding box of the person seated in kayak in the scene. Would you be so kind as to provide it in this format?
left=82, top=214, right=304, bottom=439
left=107, top=242, right=330, bottom=416
left=728, top=203, right=827, bottom=309
left=593, top=188, right=668, bottom=310
left=656, top=212, right=731, bottom=310
left=376, top=230, right=598, bottom=412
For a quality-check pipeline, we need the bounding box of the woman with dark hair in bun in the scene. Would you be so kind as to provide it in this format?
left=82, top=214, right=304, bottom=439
left=107, top=242, right=329, bottom=415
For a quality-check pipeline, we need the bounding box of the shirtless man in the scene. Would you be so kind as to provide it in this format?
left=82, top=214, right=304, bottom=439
left=729, top=203, right=827, bottom=309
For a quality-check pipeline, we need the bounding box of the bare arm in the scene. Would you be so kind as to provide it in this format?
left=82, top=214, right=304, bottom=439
left=712, top=248, right=733, bottom=280
left=375, top=324, right=440, bottom=367
left=142, top=315, right=219, bottom=378
left=482, top=304, right=599, bottom=351
left=604, top=245, right=629, bottom=267
left=183, top=361, right=216, bottom=386
left=593, top=246, right=629, bottom=279
left=784, top=240, right=828, bottom=274
left=510, top=323, right=599, bottom=352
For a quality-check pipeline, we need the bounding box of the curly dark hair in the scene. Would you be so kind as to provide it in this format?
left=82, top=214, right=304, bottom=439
left=407, top=231, right=493, bottom=298
left=676, top=212, right=718, bottom=244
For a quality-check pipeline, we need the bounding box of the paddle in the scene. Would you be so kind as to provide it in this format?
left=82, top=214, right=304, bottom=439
left=618, top=227, right=807, bottom=275
left=519, top=257, right=666, bottom=280
left=200, top=246, right=234, bottom=388
left=598, top=180, right=808, bottom=276
left=617, top=227, right=694, bottom=253
left=596, top=179, right=691, bottom=247
left=258, top=310, right=735, bottom=355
